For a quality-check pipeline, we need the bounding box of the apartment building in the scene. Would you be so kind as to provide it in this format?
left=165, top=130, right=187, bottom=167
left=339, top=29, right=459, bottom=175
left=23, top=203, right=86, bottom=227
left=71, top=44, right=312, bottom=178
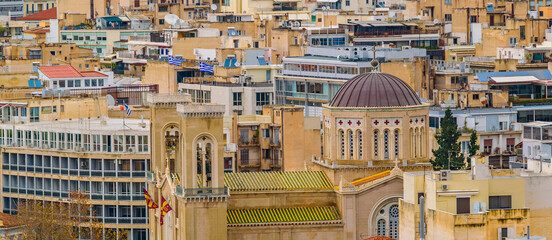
left=179, top=81, right=274, bottom=116
left=0, top=117, right=151, bottom=239
left=274, top=46, right=428, bottom=116
left=227, top=105, right=321, bottom=172
left=60, top=29, right=155, bottom=57
left=400, top=158, right=552, bottom=239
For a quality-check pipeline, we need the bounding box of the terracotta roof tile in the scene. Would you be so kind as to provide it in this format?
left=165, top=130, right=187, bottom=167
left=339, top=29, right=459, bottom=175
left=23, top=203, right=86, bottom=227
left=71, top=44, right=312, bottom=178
left=38, top=65, right=83, bottom=78
left=18, top=7, right=57, bottom=21
left=81, top=71, right=108, bottom=77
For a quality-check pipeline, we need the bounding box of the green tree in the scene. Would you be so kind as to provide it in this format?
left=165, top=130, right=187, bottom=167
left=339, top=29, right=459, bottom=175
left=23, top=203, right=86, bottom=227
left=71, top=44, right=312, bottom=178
left=466, top=131, right=479, bottom=169
left=17, top=191, right=127, bottom=240
left=431, top=109, right=465, bottom=170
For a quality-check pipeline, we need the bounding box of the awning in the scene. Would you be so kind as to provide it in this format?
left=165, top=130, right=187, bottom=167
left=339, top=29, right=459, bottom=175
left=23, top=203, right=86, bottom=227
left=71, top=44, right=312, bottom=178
left=484, top=139, right=493, bottom=147
left=103, top=16, right=122, bottom=22
left=489, top=76, right=539, bottom=85
left=507, top=138, right=515, bottom=145
left=119, top=16, right=130, bottom=22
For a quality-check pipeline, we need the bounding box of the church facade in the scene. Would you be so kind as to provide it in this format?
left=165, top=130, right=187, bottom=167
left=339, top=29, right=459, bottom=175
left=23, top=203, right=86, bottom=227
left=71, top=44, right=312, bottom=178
left=145, top=72, right=434, bottom=240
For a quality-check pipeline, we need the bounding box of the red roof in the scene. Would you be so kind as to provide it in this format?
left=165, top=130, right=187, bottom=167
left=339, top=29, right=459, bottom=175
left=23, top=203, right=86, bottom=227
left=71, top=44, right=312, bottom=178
left=18, top=7, right=57, bottom=21
left=38, top=65, right=106, bottom=79
left=81, top=71, right=108, bottom=77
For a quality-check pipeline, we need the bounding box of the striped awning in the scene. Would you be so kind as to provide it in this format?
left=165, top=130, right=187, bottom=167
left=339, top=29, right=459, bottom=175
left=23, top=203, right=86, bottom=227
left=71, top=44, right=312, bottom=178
left=224, top=171, right=333, bottom=191
left=351, top=170, right=391, bottom=186
left=227, top=206, right=341, bottom=224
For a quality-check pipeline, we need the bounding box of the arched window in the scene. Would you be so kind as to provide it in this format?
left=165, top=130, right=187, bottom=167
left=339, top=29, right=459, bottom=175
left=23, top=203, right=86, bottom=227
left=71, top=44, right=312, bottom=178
left=384, top=130, right=389, bottom=160
left=357, top=130, right=363, bottom=160
left=419, top=127, right=424, bottom=158
left=196, top=137, right=214, bottom=188
left=348, top=130, right=354, bottom=159
left=340, top=130, right=345, bottom=160
left=373, top=130, right=379, bottom=159
left=389, top=204, right=399, bottom=238
left=413, top=128, right=418, bottom=158
left=377, top=219, right=386, bottom=236
left=394, top=130, right=399, bottom=159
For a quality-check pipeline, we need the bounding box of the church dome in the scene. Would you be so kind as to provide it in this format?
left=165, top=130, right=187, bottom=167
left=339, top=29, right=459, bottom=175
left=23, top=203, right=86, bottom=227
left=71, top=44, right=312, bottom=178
left=329, top=72, right=422, bottom=108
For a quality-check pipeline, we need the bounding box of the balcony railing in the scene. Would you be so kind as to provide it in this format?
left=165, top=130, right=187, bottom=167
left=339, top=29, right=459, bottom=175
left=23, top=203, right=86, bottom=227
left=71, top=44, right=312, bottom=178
left=181, top=187, right=228, bottom=197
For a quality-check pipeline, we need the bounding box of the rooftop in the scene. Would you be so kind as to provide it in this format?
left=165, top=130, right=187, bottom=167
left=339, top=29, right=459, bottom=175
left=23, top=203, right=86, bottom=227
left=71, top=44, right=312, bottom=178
left=38, top=65, right=108, bottom=79
left=2, top=118, right=150, bottom=134
left=224, top=171, right=333, bottom=192
left=227, top=206, right=341, bottom=225
left=18, top=7, right=57, bottom=21
left=476, top=70, right=552, bottom=82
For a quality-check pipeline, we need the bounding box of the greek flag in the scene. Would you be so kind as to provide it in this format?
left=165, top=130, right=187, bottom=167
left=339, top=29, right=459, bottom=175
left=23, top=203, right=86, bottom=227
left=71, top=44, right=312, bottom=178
left=124, top=103, right=131, bottom=116
left=200, top=62, right=214, bottom=73
left=168, top=56, right=181, bottom=66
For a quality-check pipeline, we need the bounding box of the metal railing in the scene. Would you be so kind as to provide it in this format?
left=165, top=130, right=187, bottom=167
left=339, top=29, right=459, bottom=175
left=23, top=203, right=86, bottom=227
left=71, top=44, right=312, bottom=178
left=182, top=187, right=228, bottom=197
left=69, top=84, right=158, bottom=106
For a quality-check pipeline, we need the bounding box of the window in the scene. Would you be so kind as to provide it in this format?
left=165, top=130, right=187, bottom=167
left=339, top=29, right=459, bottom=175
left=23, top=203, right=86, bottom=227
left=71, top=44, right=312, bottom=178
left=483, top=139, right=492, bottom=153
left=138, top=136, right=148, bottom=152
left=340, top=130, right=345, bottom=160
left=384, top=130, right=389, bottom=160
left=345, top=0, right=350, bottom=6
left=348, top=130, right=354, bottom=159
left=510, top=37, right=518, bottom=47
left=374, top=130, right=379, bottom=159
left=256, top=92, right=271, bottom=106
left=489, top=196, right=512, bottom=209
left=506, top=138, right=515, bottom=152
left=262, top=129, right=270, bottom=138
left=377, top=219, right=386, bottom=236
left=520, top=26, right=526, bottom=40
left=472, top=94, right=479, bottom=100
left=357, top=131, right=363, bottom=160
left=470, top=15, right=477, bottom=23
left=240, top=149, right=249, bottom=165
left=444, top=14, right=452, bottom=22
left=125, top=135, right=135, bottom=152
left=499, top=121, right=508, bottom=131
left=457, top=197, right=471, bottom=214
left=30, top=107, right=39, bottom=122
left=444, top=0, right=451, bottom=4
left=113, top=135, right=124, bottom=152
left=394, top=130, right=399, bottom=159
left=239, top=129, right=249, bottom=143
left=233, top=92, right=242, bottom=106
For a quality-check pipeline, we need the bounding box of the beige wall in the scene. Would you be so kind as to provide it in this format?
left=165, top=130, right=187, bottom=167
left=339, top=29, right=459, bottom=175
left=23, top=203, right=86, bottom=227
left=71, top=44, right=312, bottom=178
left=143, top=61, right=179, bottom=93
left=172, top=37, right=223, bottom=60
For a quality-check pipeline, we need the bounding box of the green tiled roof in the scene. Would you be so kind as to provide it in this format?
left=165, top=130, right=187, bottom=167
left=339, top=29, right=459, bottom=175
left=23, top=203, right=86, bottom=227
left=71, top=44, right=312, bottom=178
left=227, top=206, right=341, bottom=224
left=224, top=171, right=333, bottom=191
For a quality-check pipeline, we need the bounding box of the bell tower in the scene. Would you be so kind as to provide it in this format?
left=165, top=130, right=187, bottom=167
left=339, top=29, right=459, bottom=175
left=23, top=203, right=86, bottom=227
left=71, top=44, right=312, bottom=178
left=147, top=93, right=228, bottom=240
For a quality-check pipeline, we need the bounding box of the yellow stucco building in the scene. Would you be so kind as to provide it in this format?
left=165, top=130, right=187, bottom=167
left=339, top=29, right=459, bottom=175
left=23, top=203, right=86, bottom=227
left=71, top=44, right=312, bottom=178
left=400, top=156, right=552, bottom=240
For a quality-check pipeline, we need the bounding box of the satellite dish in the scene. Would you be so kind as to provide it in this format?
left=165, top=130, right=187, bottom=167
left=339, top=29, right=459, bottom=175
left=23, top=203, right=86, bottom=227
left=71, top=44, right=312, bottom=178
left=235, top=62, right=241, bottom=67
left=106, top=94, right=115, bottom=106
left=164, top=14, right=180, bottom=26
left=211, top=4, right=217, bottom=11
left=321, top=6, right=327, bottom=10
left=480, top=96, right=488, bottom=105
left=373, top=10, right=377, bottom=15
left=433, top=19, right=439, bottom=24
left=109, top=5, right=114, bottom=9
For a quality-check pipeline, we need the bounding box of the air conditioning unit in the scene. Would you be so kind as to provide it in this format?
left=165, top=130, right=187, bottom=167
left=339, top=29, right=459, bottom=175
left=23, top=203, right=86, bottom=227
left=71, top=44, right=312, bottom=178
left=441, top=184, right=449, bottom=191
left=251, top=126, right=258, bottom=130
left=440, top=170, right=450, bottom=181
left=402, top=46, right=411, bottom=50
